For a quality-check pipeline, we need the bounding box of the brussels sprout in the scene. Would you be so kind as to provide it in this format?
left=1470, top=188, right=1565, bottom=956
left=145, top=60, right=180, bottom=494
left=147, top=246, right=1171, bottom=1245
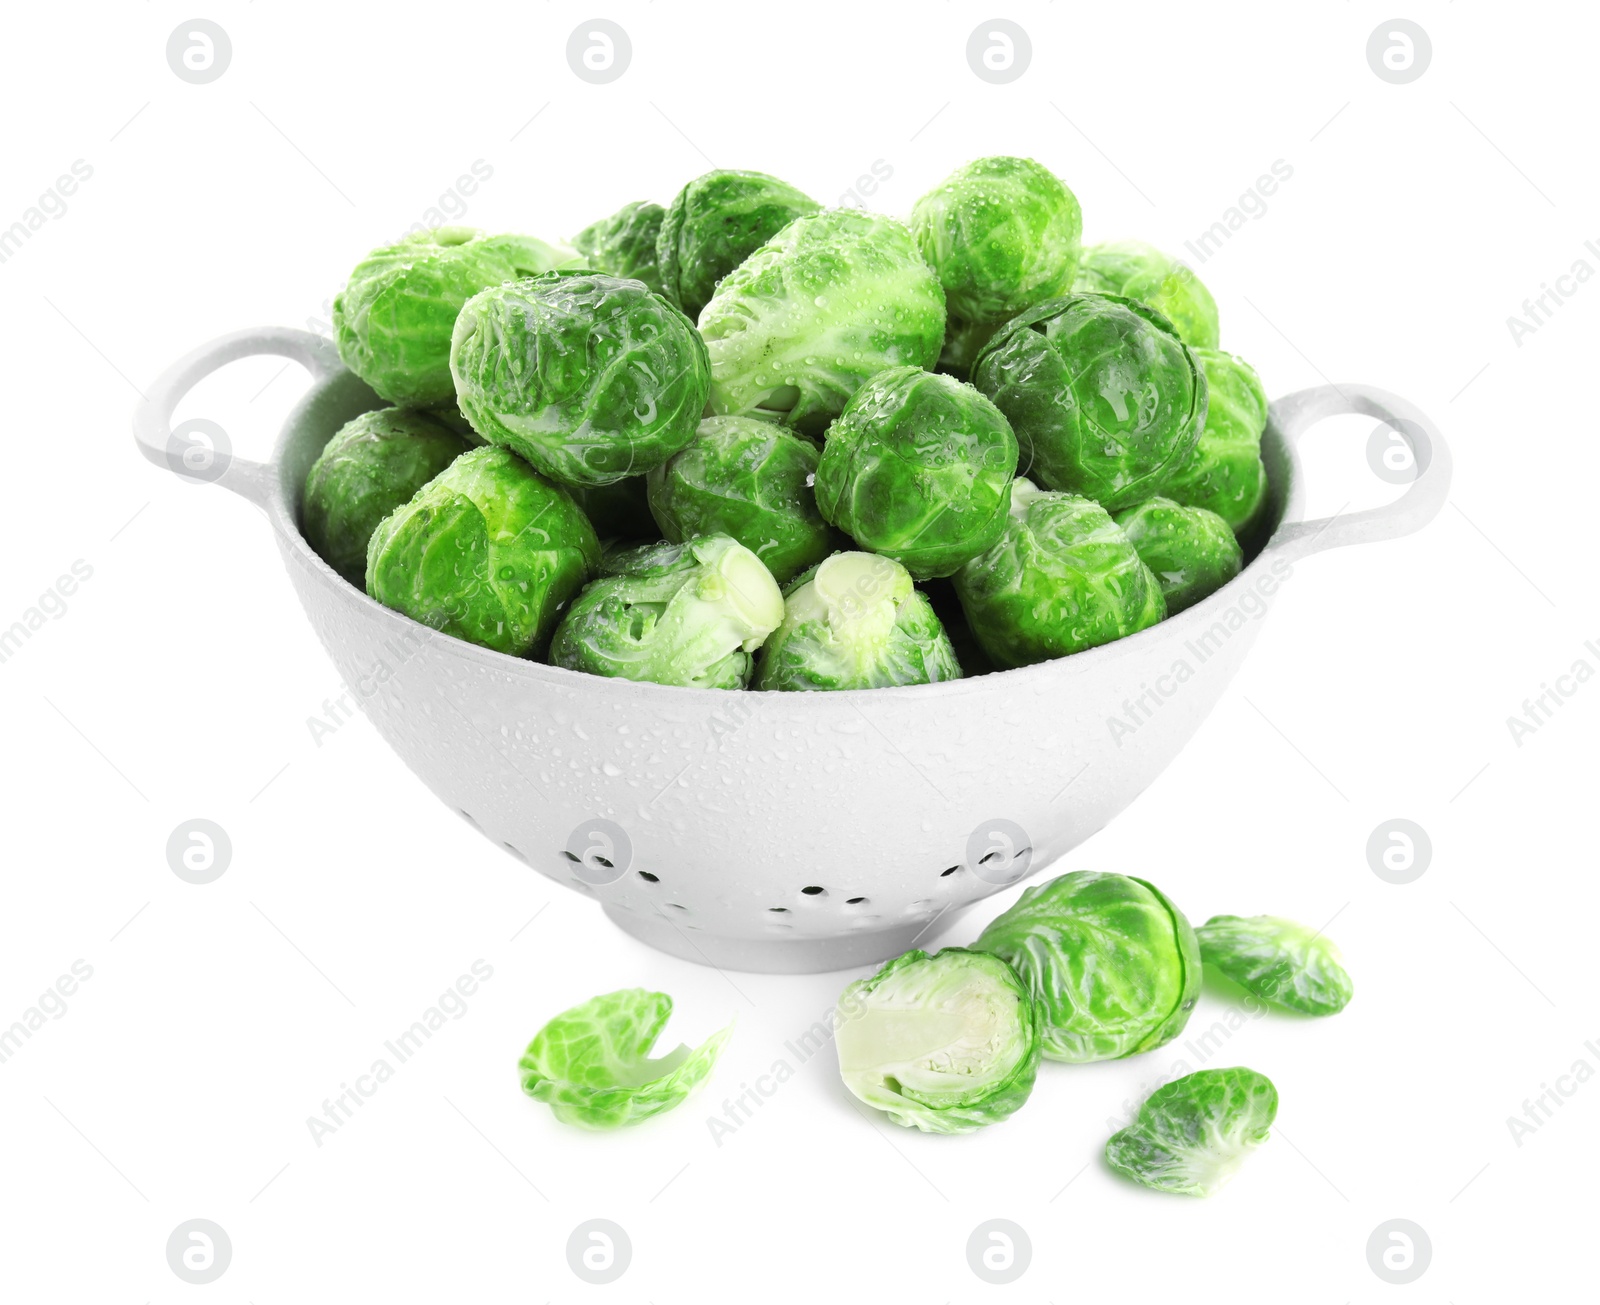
left=1197, top=915, right=1354, bottom=1016
left=953, top=480, right=1165, bottom=669
left=450, top=272, right=710, bottom=487
left=550, top=534, right=784, bottom=688
left=365, top=445, right=599, bottom=657
left=1105, top=1067, right=1278, bottom=1197
left=656, top=169, right=820, bottom=320
left=302, top=408, right=470, bottom=585
left=1114, top=497, right=1242, bottom=615
left=1162, top=348, right=1269, bottom=534
left=699, top=209, right=946, bottom=437
left=835, top=948, right=1039, bottom=1134
left=1074, top=240, right=1220, bottom=349
left=566, top=476, right=658, bottom=543
left=973, top=293, right=1207, bottom=509
left=922, top=576, right=998, bottom=677
left=754, top=552, right=962, bottom=692
left=647, top=416, right=836, bottom=584
left=428, top=401, right=488, bottom=445
left=573, top=200, right=666, bottom=295
left=814, top=366, right=1018, bottom=580
left=518, top=989, right=731, bottom=1130
left=333, top=226, right=579, bottom=406
left=975, top=870, right=1201, bottom=1063
left=935, top=316, right=998, bottom=383
left=910, top=156, right=1082, bottom=327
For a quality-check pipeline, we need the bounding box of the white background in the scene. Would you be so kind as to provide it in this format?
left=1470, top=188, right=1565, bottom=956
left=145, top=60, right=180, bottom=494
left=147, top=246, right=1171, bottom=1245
left=2, top=2, right=1595, bottom=1300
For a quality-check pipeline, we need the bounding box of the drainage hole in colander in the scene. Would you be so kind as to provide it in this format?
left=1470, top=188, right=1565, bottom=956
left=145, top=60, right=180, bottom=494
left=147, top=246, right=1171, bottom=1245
left=845, top=896, right=868, bottom=906
left=801, top=886, right=826, bottom=897
left=502, top=842, right=527, bottom=862
left=458, top=809, right=481, bottom=829
left=664, top=902, right=688, bottom=912
left=940, top=865, right=960, bottom=877
left=768, top=906, right=789, bottom=913
left=637, top=871, right=659, bottom=883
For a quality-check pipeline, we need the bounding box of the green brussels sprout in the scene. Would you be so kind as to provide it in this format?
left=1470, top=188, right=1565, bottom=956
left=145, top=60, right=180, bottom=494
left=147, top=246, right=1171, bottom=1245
left=333, top=226, right=579, bottom=406
left=975, top=870, right=1201, bottom=1063
left=1105, top=1067, right=1278, bottom=1197
left=1197, top=915, right=1354, bottom=1016
left=1162, top=348, right=1269, bottom=534
left=910, top=156, right=1082, bottom=327
left=935, top=316, right=998, bottom=383
left=566, top=476, right=658, bottom=543
left=973, top=293, right=1207, bottom=509
left=699, top=209, right=946, bottom=437
left=518, top=989, right=731, bottom=1130
left=1114, top=497, right=1242, bottom=615
left=953, top=480, right=1166, bottom=669
left=921, top=576, right=998, bottom=677
left=814, top=366, right=1018, bottom=580
left=835, top=948, right=1040, bottom=1134
left=1074, top=240, right=1220, bottom=349
left=656, top=169, right=820, bottom=320
left=754, top=552, right=962, bottom=692
left=572, top=200, right=666, bottom=295
left=302, top=408, right=470, bottom=585
left=365, top=445, right=599, bottom=657
left=450, top=272, right=710, bottom=487
left=647, top=416, right=836, bottom=584
left=550, top=534, right=784, bottom=688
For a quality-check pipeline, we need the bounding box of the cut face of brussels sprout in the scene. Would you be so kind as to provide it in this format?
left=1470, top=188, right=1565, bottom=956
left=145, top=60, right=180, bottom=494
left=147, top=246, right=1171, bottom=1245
left=550, top=534, right=784, bottom=688
left=647, top=416, right=837, bottom=585
left=911, top=156, right=1083, bottom=327
left=1162, top=348, right=1269, bottom=534
left=302, top=408, right=470, bottom=585
left=814, top=366, right=1019, bottom=581
left=573, top=200, right=667, bottom=296
left=973, top=293, right=1207, bottom=510
left=835, top=948, right=1040, bottom=1134
left=365, top=445, right=599, bottom=657
left=699, top=209, right=946, bottom=437
left=953, top=480, right=1165, bottom=669
left=1197, top=915, right=1354, bottom=1015
left=333, top=227, right=580, bottom=406
left=519, top=989, right=731, bottom=1129
left=656, top=169, right=820, bottom=321
left=755, top=552, right=962, bottom=691
left=1105, top=1067, right=1278, bottom=1196
left=975, top=870, right=1201, bottom=1062
left=566, top=476, right=658, bottom=543
left=450, top=272, right=710, bottom=487
left=1114, top=497, right=1243, bottom=615
left=1074, top=240, right=1220, bottom=350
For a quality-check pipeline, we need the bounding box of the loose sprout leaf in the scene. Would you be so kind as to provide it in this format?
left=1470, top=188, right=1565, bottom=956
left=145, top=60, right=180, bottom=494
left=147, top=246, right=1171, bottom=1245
left=1105, top=1067, right=1278, bottom=1196
left=1074, top=240, right=1220, bottom=350
left=1196, top=915, right=1355, bottom=1015
left=519, top=989, right=732, bottom=1130
left=975, top=871, right=1200, bottom=1062
left=1114, top=496, right=1242, bottom=615
left=1162, top=348, right=1269, bottom=535
left=835, top=948, right=1040, bottom=1134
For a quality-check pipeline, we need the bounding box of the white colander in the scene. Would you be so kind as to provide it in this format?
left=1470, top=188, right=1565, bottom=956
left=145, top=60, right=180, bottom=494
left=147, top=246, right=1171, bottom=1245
left=133, top=328, right=1450, bottom=972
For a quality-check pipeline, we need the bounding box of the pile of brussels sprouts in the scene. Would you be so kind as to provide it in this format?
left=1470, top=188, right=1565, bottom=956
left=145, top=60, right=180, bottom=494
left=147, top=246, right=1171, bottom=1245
left=306, top=158, right=1273, bottom=689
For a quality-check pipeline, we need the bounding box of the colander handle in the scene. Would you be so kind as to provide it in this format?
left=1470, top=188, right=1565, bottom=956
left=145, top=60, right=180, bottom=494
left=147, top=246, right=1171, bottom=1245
left=1263, top=383, right=1451, bottom=559
left=130, top=327, right=343, bottom=508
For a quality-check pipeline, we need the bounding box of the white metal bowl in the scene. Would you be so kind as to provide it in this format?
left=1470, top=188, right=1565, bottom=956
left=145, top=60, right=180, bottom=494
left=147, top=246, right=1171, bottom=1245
left=133, top=328, right=1450, bottom=972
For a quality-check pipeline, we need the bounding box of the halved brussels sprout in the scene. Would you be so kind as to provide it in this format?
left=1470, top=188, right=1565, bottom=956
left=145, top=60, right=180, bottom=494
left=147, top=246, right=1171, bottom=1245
left=754, top=552, right=962, bottom=691
left=814, top=366, right=1018, bottom=580
left=699, top=209, right=946, bottom=436
left=573, top=200, right=666, bottom=296
left=333, top=226, right=579, bottom=406
left=975, top=870, right=1201, bottom=1062
left=835, top=948, right=1039, bottom=1134
left=647, top=416, right=836, bottom=584
left=656, top=169, right=820, bottom=321
left=1114, top=497, right=1243, bottom=615
left=550, top=534, right=784, bottom=688
left=519, top=989, right=731, bottom=1130
left=1197, top=915, right=1354, bottom=1016
left=1162, top=348, right=1269, bottom=534
left=910, top=156, right=1082, bottom=327
left=973, top=293, right=1207, bottom=509
left=1074, top=240, right=1220, bottom=349
left=1105, top=1067, right=1278, bottom=1196
left=953, top=480, right=1165, bottom=669
left=450, top=272, right=710, bottom=487
left=302, top=408, right=470, bottom=585
left=365, top=446, right=599, bottom=657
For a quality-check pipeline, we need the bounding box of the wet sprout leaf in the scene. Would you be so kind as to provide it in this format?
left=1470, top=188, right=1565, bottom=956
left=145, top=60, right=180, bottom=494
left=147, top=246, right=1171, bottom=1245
left=1196, top=915, right=1354, bottom=1015
left=1162, top=348, right=1269, bottom=535
left=519, top=989, right=732, bottom=1130
left=573, top=200, right=667, bottom=296
left=1106, top=1067, right=1278, bottom=1196
left=1114, top=497, right=1242, bottom=615
left=1074, top=240, right=1220, bottom=350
